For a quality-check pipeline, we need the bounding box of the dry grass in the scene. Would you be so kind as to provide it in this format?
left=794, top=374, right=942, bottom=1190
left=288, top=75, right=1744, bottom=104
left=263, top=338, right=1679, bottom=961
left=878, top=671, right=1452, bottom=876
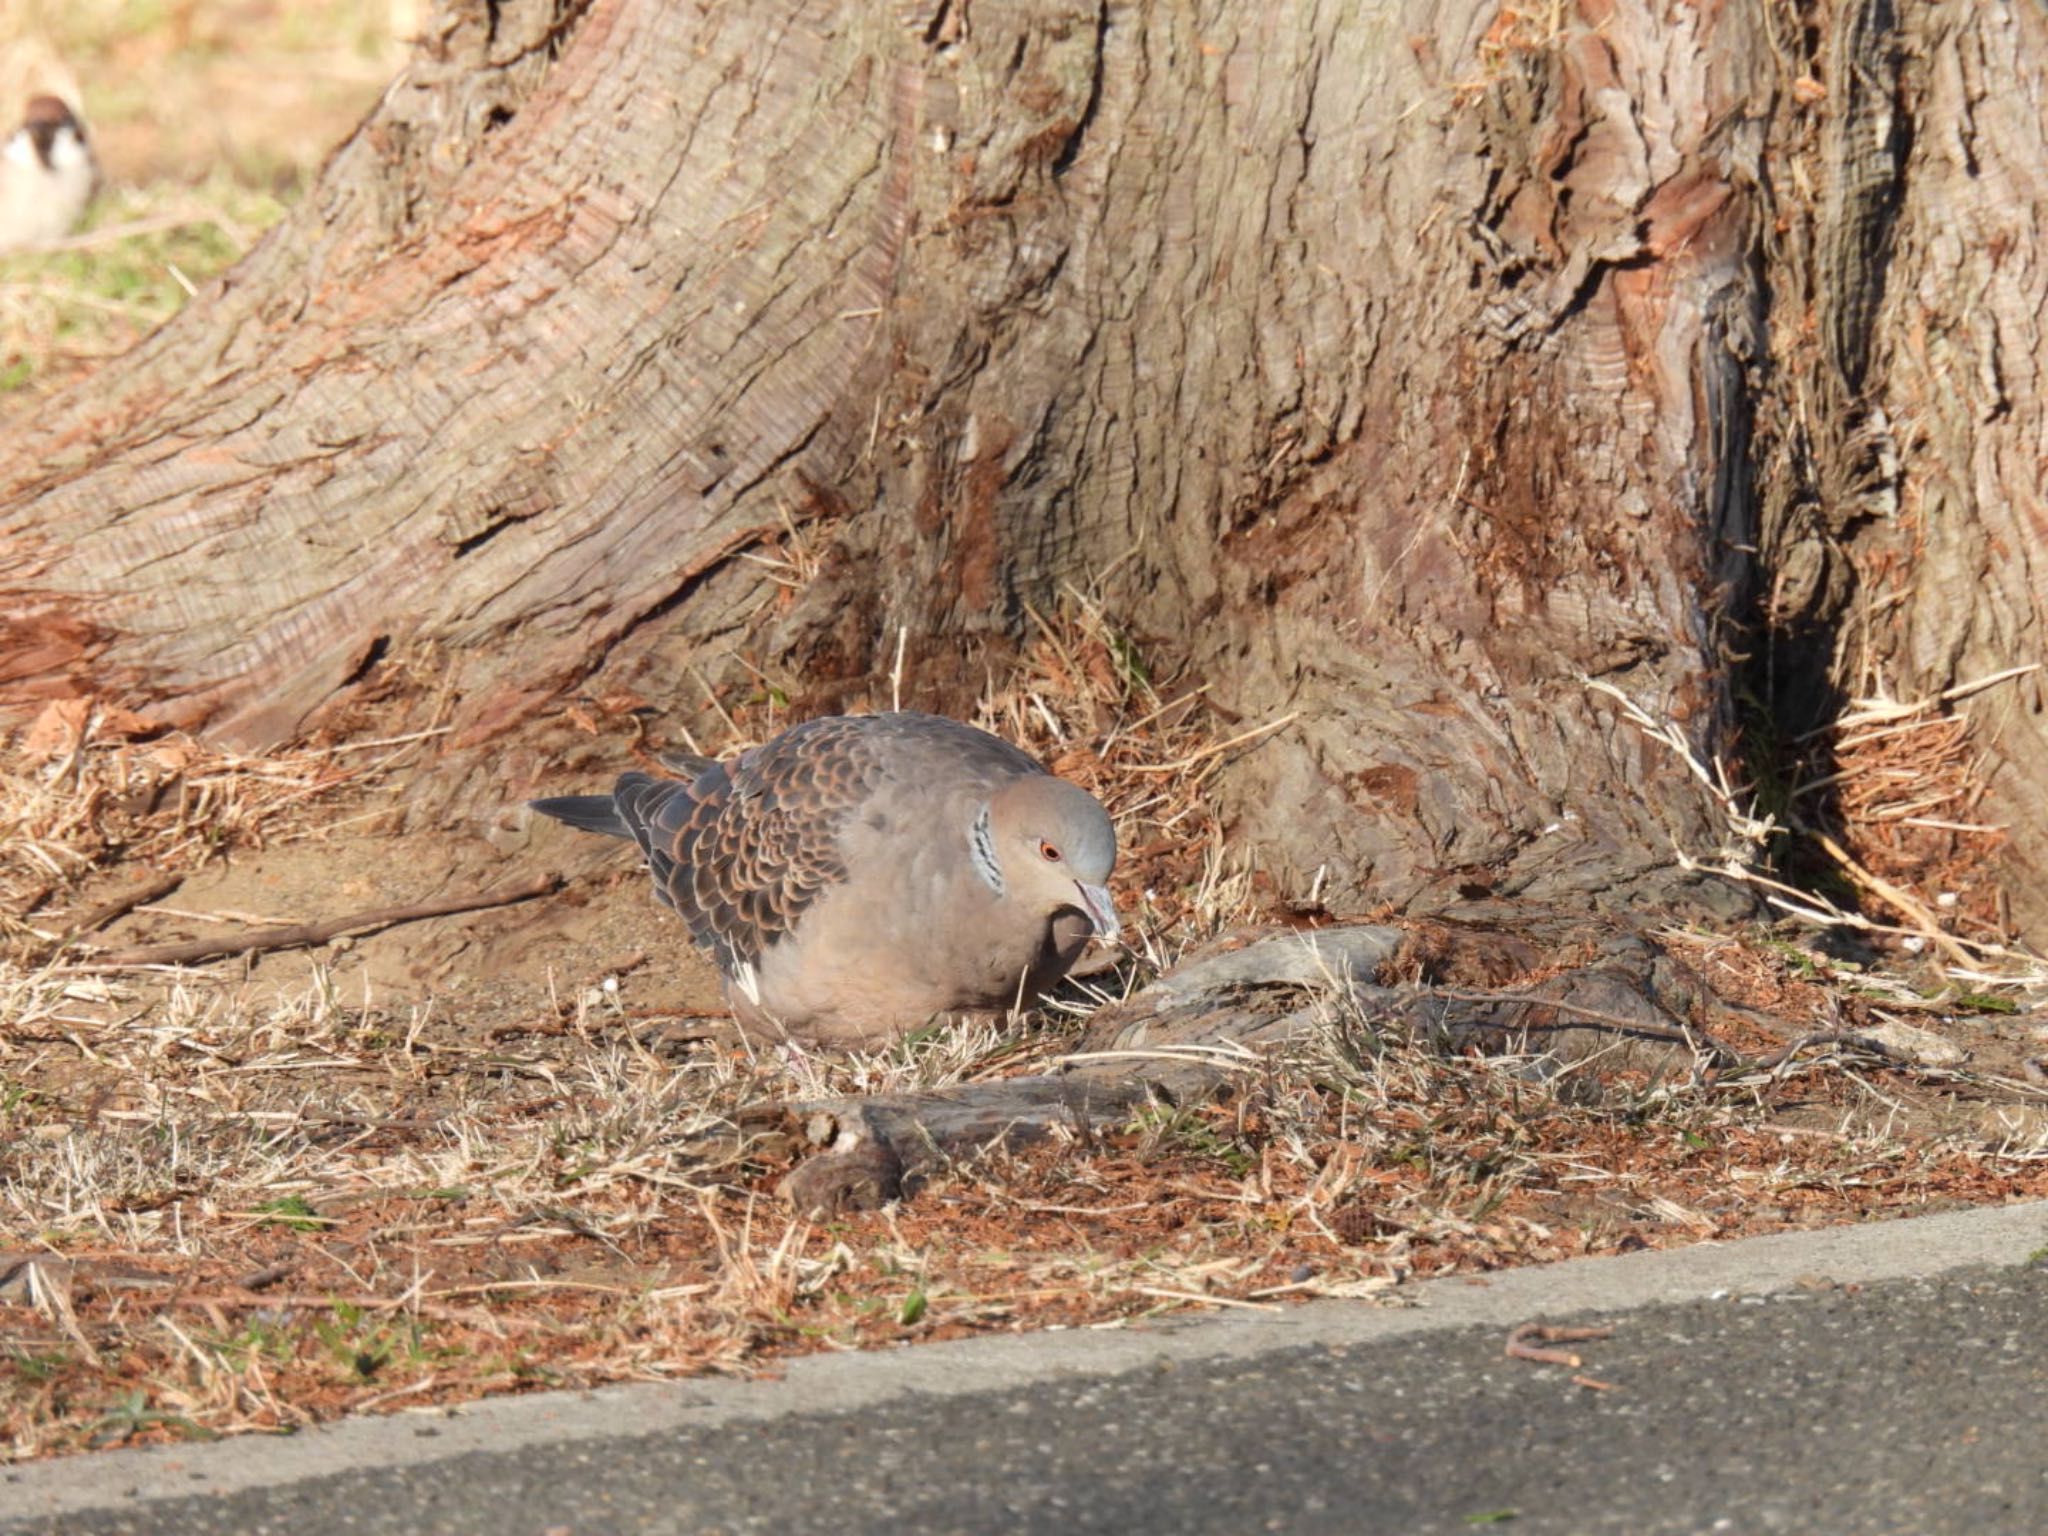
left=1594, top=665, right=2048, bottom=988
left=0, top=698, right=422, bottom=949
left=5, top=923, right=2044, bottom=1459
left=1795, top=670, right=2034, bottom=954
left=5, top=601, right=2048, bottom=1461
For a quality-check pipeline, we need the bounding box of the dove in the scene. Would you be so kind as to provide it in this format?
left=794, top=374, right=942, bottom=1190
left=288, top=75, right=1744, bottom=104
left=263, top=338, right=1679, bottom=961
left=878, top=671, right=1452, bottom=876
left=531, top=712, right=1120, bottom=1046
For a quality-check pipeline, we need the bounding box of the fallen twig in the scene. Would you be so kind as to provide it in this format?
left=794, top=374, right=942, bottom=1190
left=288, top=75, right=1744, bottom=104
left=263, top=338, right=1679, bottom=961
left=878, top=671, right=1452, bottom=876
left=49, top=872, right=185, bottom=947
left=1433, top=989, right=1731, bottom=1057
left=229, top=1261, right=300, bottom=1293
left=1505, top=1321, right=1614, bottom=1367
left=81, top=874, right=562, bottom=968
left=1129, top=1285, right=1283, bottom=1313
left=1707, top=1030, right=1901, bottom=1084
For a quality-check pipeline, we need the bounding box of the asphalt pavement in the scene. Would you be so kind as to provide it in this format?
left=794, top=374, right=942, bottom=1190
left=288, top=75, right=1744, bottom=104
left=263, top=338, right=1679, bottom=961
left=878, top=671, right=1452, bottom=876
left=6, top=1201, right=2045, bottom=1536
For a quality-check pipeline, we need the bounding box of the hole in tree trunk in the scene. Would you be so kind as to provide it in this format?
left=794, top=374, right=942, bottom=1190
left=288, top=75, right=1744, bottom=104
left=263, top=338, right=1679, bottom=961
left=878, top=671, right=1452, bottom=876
left=343, top=635, right=390, bottom=689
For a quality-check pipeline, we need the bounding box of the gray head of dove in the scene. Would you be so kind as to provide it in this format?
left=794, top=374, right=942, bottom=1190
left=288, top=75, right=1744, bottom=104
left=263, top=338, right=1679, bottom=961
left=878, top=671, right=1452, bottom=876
left=971, top=775, right=1119, bottom=944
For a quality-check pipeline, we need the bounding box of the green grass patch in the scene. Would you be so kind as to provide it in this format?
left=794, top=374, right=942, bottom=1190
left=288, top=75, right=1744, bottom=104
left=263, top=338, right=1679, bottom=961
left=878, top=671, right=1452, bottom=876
left=0, top=177, right=290, bottom=409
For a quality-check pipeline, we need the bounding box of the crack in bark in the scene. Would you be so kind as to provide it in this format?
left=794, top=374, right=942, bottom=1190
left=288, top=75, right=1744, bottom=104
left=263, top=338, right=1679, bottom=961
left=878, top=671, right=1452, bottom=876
left=1048, top=0, right=1108, bottom=179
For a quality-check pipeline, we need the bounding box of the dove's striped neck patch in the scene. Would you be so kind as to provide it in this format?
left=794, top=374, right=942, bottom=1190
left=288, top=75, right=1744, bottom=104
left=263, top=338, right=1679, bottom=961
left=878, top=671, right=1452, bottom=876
left=969, top=803, right=1005, bottom=894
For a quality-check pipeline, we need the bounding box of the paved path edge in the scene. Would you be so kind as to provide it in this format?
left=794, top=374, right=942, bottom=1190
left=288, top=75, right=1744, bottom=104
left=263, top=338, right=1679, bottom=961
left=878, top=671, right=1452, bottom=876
left=8, top=1199, right=2046, bottom=1518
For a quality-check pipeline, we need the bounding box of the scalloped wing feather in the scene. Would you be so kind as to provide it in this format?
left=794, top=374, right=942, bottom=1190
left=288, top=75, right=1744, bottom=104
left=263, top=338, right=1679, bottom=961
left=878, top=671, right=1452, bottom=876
left=585, top=714, right=1050, bottom=987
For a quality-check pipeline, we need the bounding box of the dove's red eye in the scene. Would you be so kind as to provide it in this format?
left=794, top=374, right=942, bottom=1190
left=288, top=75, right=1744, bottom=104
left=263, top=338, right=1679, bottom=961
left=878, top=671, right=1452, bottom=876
left=1039, top=840, right=1062, bottom=862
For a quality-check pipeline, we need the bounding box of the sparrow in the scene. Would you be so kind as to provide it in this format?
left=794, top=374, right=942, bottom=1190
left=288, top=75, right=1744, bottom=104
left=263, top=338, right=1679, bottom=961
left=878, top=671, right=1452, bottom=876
left=0, top=95, right=98, bottom=252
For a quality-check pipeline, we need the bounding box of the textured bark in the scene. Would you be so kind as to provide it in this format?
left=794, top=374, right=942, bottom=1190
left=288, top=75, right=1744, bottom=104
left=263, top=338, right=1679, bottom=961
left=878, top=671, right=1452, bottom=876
left=0, top=0, right=2039, bottom=931
left=1755, top=0, right=2048, bottom=935
left=1, top=0, right=915, bottom=744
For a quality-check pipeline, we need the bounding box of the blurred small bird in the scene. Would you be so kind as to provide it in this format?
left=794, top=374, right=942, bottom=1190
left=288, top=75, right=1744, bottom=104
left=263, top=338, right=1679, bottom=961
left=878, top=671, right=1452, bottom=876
left=532, top=712, right=1121, bottom=1047
left=0, top=95, right=97, bottom=251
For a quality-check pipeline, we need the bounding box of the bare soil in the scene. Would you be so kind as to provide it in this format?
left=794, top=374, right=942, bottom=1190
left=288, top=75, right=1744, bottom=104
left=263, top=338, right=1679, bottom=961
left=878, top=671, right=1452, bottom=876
left=6, top=743, right=2047, bottom=1460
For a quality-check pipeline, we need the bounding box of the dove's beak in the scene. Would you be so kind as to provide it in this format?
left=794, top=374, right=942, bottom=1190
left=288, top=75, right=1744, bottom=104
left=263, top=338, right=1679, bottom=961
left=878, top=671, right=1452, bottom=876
left=1074, top=882, right=1121, bottom=945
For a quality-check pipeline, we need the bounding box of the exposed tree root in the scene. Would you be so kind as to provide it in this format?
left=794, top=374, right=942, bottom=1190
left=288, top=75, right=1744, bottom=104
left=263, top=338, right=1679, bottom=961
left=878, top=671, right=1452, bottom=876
left=774, top=922, right=1736, bottom=1215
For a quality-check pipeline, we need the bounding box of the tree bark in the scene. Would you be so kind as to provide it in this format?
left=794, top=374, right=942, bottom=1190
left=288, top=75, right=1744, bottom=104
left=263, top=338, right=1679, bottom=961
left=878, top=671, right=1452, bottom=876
left=1755, top=0, right=2048, bottom=935
left=1, top=0, right=2041, bottom=933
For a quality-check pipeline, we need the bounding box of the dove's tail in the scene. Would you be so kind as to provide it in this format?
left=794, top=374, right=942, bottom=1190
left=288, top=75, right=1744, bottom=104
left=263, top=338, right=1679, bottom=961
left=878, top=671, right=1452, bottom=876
left=529, top=794, right=632, bottom=840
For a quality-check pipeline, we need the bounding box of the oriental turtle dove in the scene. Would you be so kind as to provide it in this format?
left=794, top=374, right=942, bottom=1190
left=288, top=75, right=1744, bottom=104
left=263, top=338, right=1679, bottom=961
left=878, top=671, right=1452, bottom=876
left=531, top=712, right=1120, bottom=1045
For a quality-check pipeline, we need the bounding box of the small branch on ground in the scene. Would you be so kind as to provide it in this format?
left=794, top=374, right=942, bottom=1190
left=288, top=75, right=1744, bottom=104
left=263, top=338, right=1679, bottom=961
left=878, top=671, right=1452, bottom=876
left=66, top=873, right=187, bottom=933
left=1708, top=1030, right=1901, bottom=1083
left=1434, top=988, right=1732, bottom=1058
left=32, top=873, right=186, bottom=958
left=79, top=874, right=563, bottom=968
left=229, top=1261, right=299, bottom=1292
left=1505, top=1322, right=1615, bottom=1368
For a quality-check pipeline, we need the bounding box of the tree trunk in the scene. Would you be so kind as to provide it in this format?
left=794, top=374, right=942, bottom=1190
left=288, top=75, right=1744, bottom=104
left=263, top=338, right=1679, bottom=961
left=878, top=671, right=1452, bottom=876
left=1, top=0, right=2041, bottom=933
left=1755, top=0, right=2048, bottom=936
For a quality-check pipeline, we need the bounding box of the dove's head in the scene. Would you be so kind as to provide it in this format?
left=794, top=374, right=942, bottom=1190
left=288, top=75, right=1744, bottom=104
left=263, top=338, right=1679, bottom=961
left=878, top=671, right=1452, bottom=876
left=978, top=775, right=1120, bottom=944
